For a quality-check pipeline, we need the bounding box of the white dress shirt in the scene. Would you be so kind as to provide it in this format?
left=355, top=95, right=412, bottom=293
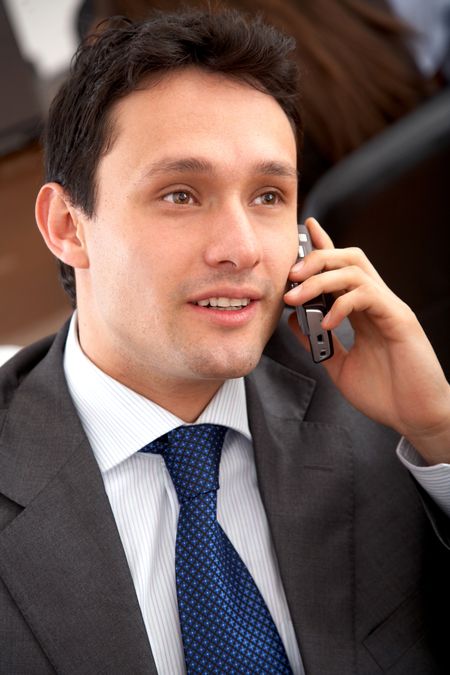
left=397, top=437, right=450, bottom=516
left=63, top=315, right=450, bottom=673
left=63, top=316, right=304, bottom=674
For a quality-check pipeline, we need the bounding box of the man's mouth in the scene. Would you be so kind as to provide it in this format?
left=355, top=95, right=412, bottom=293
left=194, top=297, right=251, bottom=310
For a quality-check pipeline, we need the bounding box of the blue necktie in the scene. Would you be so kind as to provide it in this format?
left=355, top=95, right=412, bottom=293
left=141, top=424, right=292, bottom=673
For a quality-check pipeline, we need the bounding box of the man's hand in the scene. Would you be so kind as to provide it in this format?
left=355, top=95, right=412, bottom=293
left=284, top=217, right=450, bottom=465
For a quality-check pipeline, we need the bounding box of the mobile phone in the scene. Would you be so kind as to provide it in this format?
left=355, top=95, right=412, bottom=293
left=291, top=224, right=334, bottom=363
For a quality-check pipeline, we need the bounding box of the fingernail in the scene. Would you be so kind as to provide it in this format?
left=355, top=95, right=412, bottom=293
left=291, top=260, right=305, bottom=272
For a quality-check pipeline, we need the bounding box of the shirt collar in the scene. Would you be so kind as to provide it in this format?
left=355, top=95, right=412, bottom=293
left=63, top=313, right=251, bottom=473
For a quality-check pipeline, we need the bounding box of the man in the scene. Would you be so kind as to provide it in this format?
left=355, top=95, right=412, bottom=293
left=0, top=8, right=449, bottom=674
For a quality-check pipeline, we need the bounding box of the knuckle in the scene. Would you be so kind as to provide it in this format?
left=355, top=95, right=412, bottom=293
left=360, top=280, right=375, bottom=294
left=346, top=264, right=365, bottom=283
left=349, top=264, right=361, bottom=275
left=306, top=249, right=322, bottom=266
left=397, top=299, right=417, bottom=322
left=349, top=246, right=366, bottom=263
left=333, top=293, right=348, bottom=309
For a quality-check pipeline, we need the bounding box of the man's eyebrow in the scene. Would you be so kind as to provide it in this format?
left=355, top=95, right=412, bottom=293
left=141, top=158, right=212, bottom=178
left=256, top=160, right=299, bottom=179
left=137, top=157, right=298, bottom=181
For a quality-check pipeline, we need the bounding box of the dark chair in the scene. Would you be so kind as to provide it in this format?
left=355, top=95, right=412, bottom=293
left=300, top=87, right=450, bottom=377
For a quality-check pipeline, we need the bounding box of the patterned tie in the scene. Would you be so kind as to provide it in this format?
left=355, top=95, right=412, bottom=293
left=141, top=424, right=292, bottom=673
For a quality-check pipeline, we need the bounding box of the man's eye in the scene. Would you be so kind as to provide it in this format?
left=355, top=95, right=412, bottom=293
left=163, top=191, right=195, bottom=205
left=254, top=191, right=281, bottom=206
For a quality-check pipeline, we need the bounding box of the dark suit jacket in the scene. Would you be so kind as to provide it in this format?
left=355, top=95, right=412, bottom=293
left=0, top=316, right=449, bottom=674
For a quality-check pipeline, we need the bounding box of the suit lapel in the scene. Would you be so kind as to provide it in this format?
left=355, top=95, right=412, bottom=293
left=0, top=329, right=157, bottom=674
left=246, top=355, right=355, bottom=674
left=1, top=325, right=355, bottom=673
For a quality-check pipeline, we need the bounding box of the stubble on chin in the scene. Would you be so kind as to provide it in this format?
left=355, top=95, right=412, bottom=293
left=180, top=312, right=281, bottom=381
left=187, top=345, right=264, bottom=381
left=167, top=283, right=285, bottom=381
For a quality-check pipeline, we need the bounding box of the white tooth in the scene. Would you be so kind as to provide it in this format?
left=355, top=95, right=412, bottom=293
left=200, top=296, right=251, bottom=308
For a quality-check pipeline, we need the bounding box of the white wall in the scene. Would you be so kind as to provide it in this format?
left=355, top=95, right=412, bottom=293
left=4, top=0, right=80, bottom=79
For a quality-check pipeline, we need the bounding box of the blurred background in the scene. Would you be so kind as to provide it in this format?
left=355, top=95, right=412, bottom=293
left=0, top=0, right=78, bottom=347
left=0, top=0, right=449, bottom=372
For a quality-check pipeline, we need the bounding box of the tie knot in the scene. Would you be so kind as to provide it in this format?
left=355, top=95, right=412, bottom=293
left=141, top=423, right=227, bottom=503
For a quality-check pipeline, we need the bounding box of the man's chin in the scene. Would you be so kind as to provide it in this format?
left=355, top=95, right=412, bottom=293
left=187, top=347, right=263, bottom=381
left=178, top=312, right=281, bottom=381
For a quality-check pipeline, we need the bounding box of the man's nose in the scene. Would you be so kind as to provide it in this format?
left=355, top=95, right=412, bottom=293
left=203, top=203, right=261, bottom=271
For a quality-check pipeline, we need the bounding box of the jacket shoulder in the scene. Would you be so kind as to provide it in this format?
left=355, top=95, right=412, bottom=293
left=0, top=335, right=56, bottom=411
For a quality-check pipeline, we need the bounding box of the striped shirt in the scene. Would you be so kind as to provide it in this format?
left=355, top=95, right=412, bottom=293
left=63, top=314, right=450, bottom=673
left=63, top=315, right=304, bottom=674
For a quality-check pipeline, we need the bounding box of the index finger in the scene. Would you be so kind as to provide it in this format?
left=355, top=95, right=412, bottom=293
left=304, top=216, right=335, bottom=250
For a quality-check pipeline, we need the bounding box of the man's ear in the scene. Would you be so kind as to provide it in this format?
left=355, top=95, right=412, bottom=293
left=35, top=183, right=90, bottom=269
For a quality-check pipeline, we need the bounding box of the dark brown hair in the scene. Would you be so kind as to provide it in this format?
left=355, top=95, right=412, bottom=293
left=240, top=0, right=431, bottom=195
left=45, top=7, right=301, bottom=306
left=97, top=0, right=431, bottom=196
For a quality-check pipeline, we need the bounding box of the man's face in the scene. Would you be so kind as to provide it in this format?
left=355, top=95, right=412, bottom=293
left=75, top=68, right=298, bottom=399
